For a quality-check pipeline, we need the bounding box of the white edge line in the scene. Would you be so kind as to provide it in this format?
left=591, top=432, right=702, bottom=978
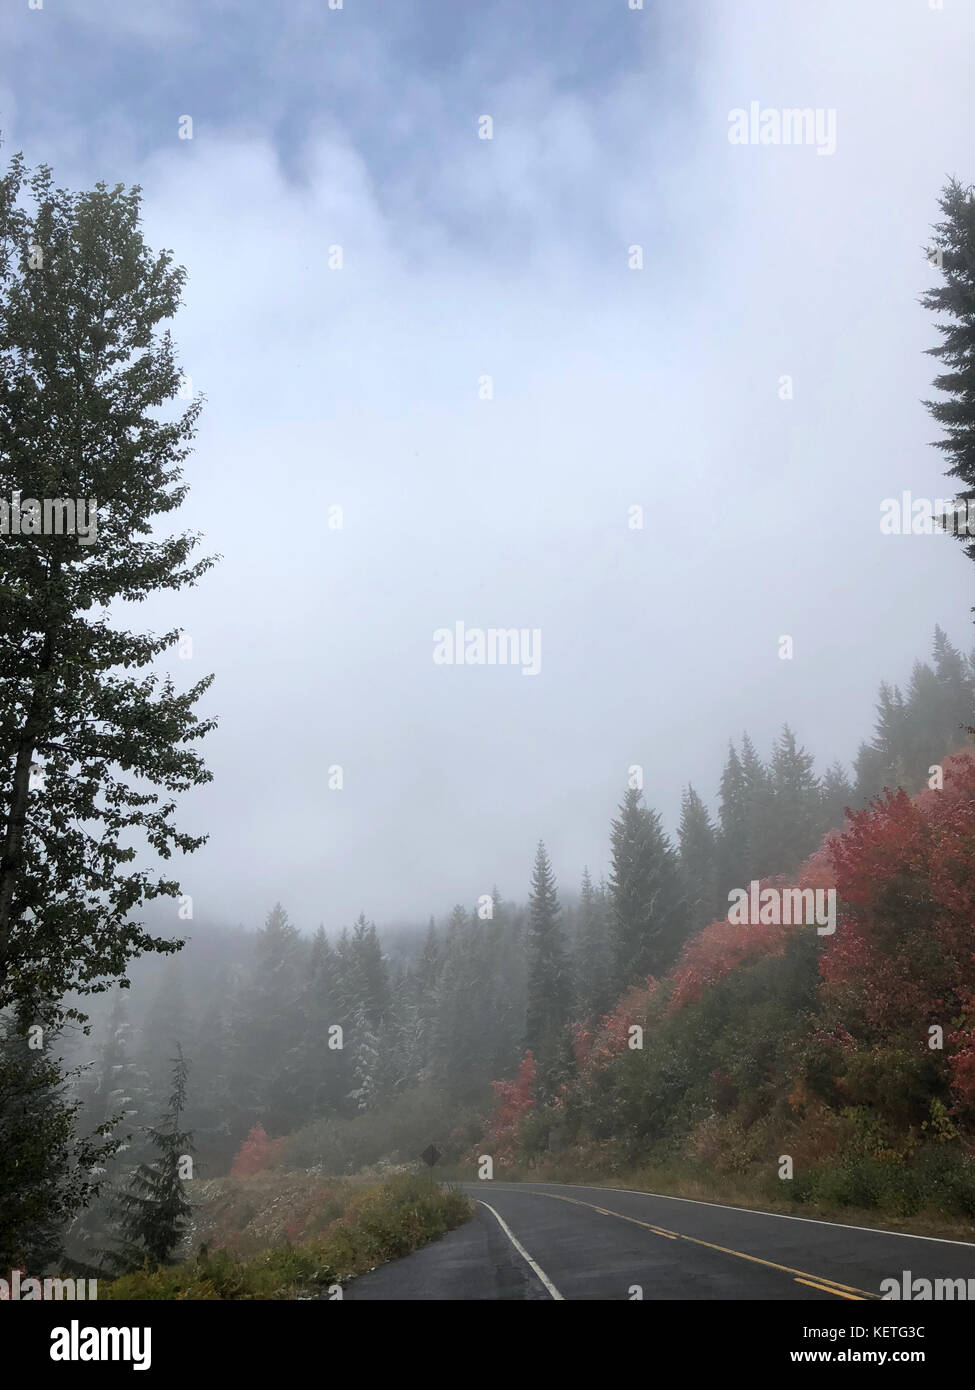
left=517, top=1182, right=975, bottom=1249
left=478, top=1199, right=564, bottom=1300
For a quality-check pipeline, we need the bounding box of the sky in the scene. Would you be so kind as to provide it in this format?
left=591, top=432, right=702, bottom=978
left=1, top=0, right=974, bottom=936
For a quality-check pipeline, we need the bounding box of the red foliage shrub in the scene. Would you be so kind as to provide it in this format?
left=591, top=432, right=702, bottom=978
left=485, top=1052, right=536, bottom=1165
left=230, top=1122, right=286, bottom=1178
left=669, top=877, right=796, bottom=1011
left=820, top=751, right=975, bottom=1115
left=574, top=980, right=658, bottom=1073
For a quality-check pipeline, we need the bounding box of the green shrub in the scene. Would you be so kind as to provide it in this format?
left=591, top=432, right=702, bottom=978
left=100, top=1176, right=473, bottom=1300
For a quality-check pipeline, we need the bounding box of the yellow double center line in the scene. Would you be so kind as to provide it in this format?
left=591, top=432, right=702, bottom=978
left=535, top=1191, right=877, bottom=1300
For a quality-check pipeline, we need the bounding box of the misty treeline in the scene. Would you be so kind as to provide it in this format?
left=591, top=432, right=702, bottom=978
left=38, top=621, right=971, bottom=1263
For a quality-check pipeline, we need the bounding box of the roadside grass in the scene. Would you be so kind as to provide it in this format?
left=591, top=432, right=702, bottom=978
left=99, top=1174, right=473, bottom=1300
left=440, top=1153, right=975, bottom=1243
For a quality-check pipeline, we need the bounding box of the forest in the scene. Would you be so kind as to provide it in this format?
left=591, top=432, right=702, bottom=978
left=6, top=618, right=974, bottom=1274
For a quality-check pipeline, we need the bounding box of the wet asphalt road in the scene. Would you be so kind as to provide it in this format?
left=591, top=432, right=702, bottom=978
left=343, top=1181, right=975, bottom=1301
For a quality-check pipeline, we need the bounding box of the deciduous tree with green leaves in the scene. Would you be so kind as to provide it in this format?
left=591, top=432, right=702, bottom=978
left=0, top=157, right=216, bottom=1031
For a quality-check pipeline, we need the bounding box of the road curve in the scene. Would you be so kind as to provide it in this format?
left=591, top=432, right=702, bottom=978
left=343, top=1181, right=975, bottom=1300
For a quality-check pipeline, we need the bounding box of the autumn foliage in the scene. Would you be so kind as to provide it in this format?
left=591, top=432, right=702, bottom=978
left=819, top=750, right=975, bottom=1119
left=485, top=1052, right=536, bottom=1165
left=230, top=1123, right=287, bottom=1178
left=486, top=747, right=975, bottom=1185
left=572, top=980, right=658, bottom=1076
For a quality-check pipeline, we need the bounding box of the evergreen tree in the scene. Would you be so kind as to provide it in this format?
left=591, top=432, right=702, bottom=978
left=229, top=903, right=308, bottom=1136
left=609, top=788, right=684, bottom=990
left=717, top=742, right=749, bottom=900
left=768, top=726, right=820, bottom=873
left=872, top=681, right=912, bottom=790
left=740, top=733, right=776, bottom=878
left=107, top=1049, right=193, bottom=1272
left=347, top=913, right=392, bottom=1029
left=524, top=841, right=571, bottom=1094
left=138, top=959, right=191, bottom=1112
left=348, top=1003, right=383, bottom=1113
left=921, top=178, right=975, bottom=563
left=853, top=739, right=887, bottom=809
left=819, top=760, right=855, bottom=833
left=932, top=625, right=974, bottom=752
left=491, top=888, right=527, bottom=1080
left=98, top=991, right=151, bottom=1141
left=677, top=785, right=719, bottom=933
left=297, top=927, right=349, bottom=1118
left=1, top=1019, right=116, bottom=1269
left=574, top=867, right=613, bottom=1023
left=435, top=903, right=508, bottom=1100
left=409, top=917, right=440, bottom=1081
left=904, top=659, right=948, bottom=780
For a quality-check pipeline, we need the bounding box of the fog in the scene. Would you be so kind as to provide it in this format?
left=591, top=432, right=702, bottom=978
left=2, top=0, right=972, bottom=931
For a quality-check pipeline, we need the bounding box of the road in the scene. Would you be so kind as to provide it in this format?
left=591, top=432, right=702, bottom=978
left=343, top=1181, right=975, bottom=1300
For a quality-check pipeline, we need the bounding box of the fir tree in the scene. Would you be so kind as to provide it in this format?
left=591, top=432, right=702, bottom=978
left=921, top=178, right=975, bottom=563
left=872, top=681, right=912, bottom=790
left=717, top=742, right=749, bottom=900
left=853, top=739, right=887, bottom=808
left=609, top=788, right=684, bottom=990
left=297, top=927, right=349, bottom=1117
left=1, top=1019, right=117, bottom=1269
left=678, top=785, right=719, bottom=932
left=229, top=903, right=308, bottom=1136
left=932, top=625, right=974, bottom=752
left=740, top=733, right=776, bottom=878
left=108, top=1049, right=193, bottom=1272
left=819, top=760, right=855, bottom=833
left=768, top=726, right=820, bottom=873
left=524, top=841, right=571, bottom=1094
left=574, top=867, right=612, bottom=1023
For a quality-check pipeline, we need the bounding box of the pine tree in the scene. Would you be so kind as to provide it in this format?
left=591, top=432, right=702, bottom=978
left=740, top=733, right=776, bottom=878
left=932, top=625, right=974, bottom=752
left=524, top=842, right=571, bottom=1094
left=678, top=785, right=719, bottom=932
left=872, top=682, right=911, bottom=789
left=435, top=903, right=508, bottom=1100
left=904, top=659, right=948, bottom=780
left=853, top=739, right=887, bottom=808
left=104, top=991, right=152, bottom=1131
left=348, top=913, right=392, bottom=1029
left=1, top=1019, right=117, bottom=1269
left=717, top=742, right=749, bottom=901
left=819, top=760, right=855, bottom=833
left=297, top=927, right=349, bottom=1117
left=768, top=726, right=820, bottom=873
left=138, top=960, right=191, bottom=1113
left=348, top=1003, right=383, bottom=1112
left=921, top=178, right=975, bottom=563
left=609, top=788, right=684, bottom=991
left=229, top=903, right=308, bottom=1136
left=574, top=867, right=612, bottom=1023
left=406, top=911, right=439, bottom=1084
left=107, top=1049, right=193, bottom=1272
